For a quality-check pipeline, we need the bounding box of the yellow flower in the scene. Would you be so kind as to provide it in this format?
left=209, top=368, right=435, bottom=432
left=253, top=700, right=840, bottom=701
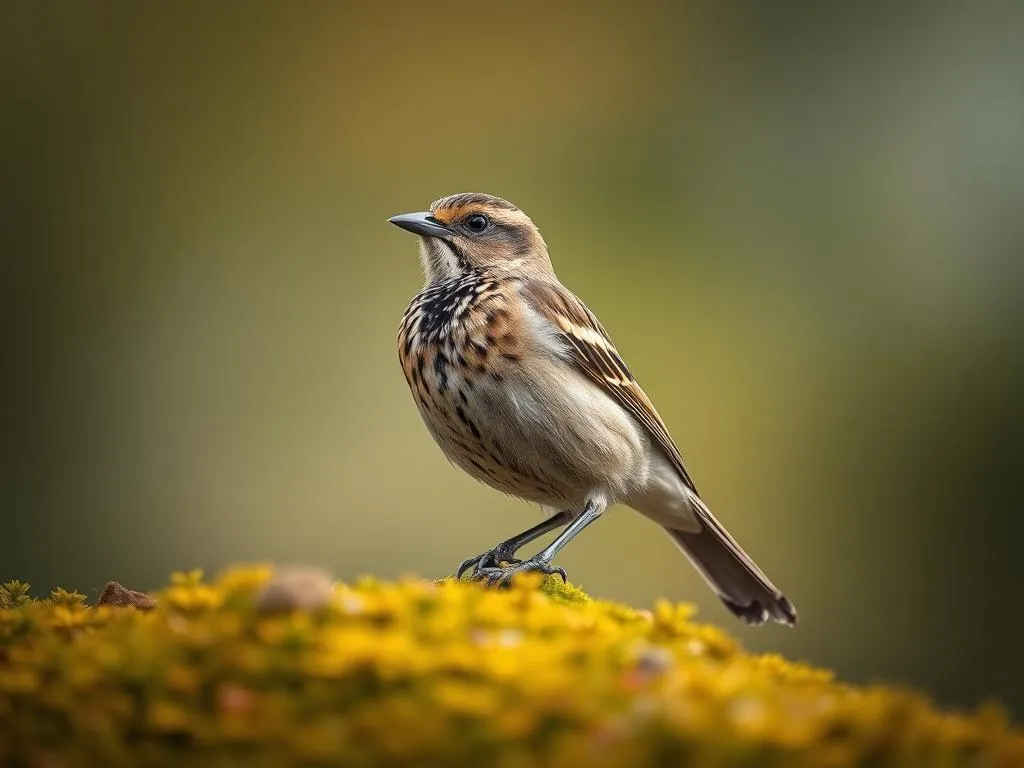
left=163, top=662, right=201, bottom=695
left=0, top=565, right=1019, bottom=766
left=433, top=680, right=503, bottom=717
left=146, top=700, right=191, bottom=732
left=0, top=667, right=38, bottom=694
left=161, top=584, right=223, bottom=612
left=216, top=564, right=273, bottom=594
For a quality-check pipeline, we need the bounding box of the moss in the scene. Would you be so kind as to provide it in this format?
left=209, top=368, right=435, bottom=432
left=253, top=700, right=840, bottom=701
left=1, top=567, right=1021, bottom=767
left=0, top=580, right=33, bottom=611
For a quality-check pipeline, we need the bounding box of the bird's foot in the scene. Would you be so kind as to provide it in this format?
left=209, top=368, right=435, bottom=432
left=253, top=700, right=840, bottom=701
left=473, top=556, right=567, bottom=588
left=455, top=545, right=522, bottom=579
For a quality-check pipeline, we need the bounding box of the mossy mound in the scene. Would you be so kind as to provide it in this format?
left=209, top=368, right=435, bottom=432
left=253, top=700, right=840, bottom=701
left=1, top=567, right=1021, bottom=767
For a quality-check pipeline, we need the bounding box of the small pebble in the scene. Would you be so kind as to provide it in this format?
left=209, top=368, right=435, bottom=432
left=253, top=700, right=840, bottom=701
left=254, top=566, right=335, bottom=614
left=635, top=645, right=674, bottom=673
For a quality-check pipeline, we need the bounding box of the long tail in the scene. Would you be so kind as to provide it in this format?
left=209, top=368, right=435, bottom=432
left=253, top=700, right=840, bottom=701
left=665, top=514, right=797, bottom=627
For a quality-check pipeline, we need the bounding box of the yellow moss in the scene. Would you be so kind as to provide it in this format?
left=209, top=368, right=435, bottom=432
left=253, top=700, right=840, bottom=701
left=0, top=567, right=1022, bottom=767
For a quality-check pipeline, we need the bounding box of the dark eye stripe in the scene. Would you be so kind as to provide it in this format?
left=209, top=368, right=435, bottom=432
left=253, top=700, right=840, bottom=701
left=503, top=223, right=533, bottom=255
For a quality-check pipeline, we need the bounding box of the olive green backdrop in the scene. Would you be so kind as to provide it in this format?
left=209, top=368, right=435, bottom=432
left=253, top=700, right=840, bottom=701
left=3, top=1, right=1023, bottom=716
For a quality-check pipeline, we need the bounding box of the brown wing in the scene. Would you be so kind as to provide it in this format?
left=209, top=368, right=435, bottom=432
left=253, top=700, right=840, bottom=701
left=522, top=279, right=798, bottom=627
left=522, top=278, right=700, bottom=496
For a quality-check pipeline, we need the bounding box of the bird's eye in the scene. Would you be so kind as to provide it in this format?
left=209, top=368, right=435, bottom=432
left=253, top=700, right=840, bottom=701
left=465, top=213, right=490, bottom=233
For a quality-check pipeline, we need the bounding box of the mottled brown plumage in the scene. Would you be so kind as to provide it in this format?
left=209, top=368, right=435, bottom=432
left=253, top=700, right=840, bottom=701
left=390, top=192, right=797, bottom=627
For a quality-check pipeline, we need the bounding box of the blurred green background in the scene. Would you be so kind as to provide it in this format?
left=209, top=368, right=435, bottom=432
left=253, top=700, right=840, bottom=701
left=3, top=1, right=1023, bottom=717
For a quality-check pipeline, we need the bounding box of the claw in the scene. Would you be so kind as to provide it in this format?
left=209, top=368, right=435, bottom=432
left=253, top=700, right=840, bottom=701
left=456, top=557, right=477, bottom=579
left=454, top=548, right=521, bottom=580
left=471, top=556, right=568, bottom=588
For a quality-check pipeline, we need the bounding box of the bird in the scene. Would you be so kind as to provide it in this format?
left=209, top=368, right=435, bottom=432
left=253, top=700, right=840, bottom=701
left=388, top=192, right=797, bottom=627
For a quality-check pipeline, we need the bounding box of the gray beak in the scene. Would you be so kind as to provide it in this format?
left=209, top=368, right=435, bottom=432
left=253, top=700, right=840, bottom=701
left=388, top=211, right=453, bottom=239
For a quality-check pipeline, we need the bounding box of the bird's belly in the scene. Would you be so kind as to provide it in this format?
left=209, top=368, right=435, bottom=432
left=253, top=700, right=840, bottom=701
left=416, top=358, right=649, bottom=509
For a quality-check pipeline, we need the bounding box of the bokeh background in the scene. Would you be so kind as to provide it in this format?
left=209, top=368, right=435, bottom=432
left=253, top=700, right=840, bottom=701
left=3, top=1, right=1023, bottom=717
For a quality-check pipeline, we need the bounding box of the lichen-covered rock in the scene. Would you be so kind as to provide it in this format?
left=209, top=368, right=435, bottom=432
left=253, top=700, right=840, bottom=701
left=0, top=567, right=1021, bottom=767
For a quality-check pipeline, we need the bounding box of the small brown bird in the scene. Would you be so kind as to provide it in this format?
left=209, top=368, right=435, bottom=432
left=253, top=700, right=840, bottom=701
left=389, top=193, right=796, bottom=626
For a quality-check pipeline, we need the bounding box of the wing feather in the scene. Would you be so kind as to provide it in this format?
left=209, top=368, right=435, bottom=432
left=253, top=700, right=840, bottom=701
left=522, top=278, right=793, bottom=611
left=522, top=279, right=700, bottom=495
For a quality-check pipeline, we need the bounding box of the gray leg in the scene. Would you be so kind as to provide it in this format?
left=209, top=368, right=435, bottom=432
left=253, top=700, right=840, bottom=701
left=456, top=509, right=573, bottom=579
left=475, top=498, right=605, bottom=586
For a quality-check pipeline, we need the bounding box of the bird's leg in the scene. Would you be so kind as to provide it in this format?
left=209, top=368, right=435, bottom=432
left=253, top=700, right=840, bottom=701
left=456, top=509, right=572, bottom=579
left=476, top=498, right=605, bottom=587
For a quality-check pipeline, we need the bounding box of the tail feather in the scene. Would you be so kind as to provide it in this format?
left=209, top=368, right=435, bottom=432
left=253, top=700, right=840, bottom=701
left=665, top=509, right=797, bottom=627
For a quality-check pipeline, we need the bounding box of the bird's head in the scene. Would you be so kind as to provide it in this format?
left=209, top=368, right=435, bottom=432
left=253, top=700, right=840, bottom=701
left=389, top=193, right=553, bottom=283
